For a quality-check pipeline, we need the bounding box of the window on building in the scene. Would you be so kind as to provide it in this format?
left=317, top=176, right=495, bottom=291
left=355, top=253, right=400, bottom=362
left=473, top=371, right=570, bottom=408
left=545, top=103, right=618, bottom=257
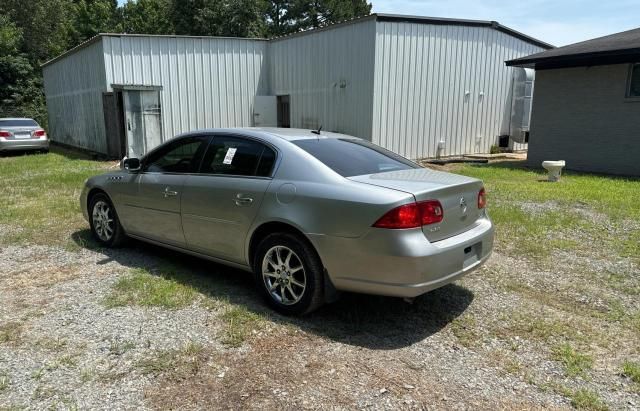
left=628, top=63, right=640, bottom=98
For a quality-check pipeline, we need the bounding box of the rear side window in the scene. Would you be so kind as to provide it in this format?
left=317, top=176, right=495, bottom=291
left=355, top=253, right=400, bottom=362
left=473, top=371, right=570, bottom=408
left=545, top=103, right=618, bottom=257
left=293, top=138, right=419, bottom=177
left=0, top=119, right=38, bottom=127
left=200, top=136, right=276, bottom=177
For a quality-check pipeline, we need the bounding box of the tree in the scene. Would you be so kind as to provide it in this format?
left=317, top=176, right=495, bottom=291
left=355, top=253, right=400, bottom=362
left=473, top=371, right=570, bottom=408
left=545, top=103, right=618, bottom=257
left=171, top=0, right=266, bottom=38
left=0, top=14, right=46, bottom=124
left=263, top=0, right=294, bottom=37
left=71, top=0, right=121, bottom=42
left=121, top=0, right=174, bottom=35
left=289, top=0, right=371, bottom=32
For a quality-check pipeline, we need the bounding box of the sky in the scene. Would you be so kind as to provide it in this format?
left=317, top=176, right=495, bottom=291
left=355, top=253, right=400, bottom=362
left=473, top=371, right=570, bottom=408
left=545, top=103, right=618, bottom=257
left=371, top=0, right=639, bottom=46
left=115, top=0, right=638, bottom=47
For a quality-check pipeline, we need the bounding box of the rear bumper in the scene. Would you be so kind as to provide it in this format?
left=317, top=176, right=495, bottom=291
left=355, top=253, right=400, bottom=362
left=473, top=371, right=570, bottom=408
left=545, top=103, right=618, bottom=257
left=309, top=216, right=494, bottom=298
left=0, top=138, right=49, bottom=152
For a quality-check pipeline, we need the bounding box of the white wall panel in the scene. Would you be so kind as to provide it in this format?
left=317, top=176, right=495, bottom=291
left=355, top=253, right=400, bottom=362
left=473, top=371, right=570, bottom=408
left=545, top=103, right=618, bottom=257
left=269, top=19, right=377, bottom=139
left=371, top=21, right=545, bottom=159
left=102, top=35, right=269, bottom=142
left=42, top=39, right=108, bottom=153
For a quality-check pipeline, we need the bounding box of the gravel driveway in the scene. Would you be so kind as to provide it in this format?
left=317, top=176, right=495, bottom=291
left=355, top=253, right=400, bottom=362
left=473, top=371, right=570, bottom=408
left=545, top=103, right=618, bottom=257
left=1, top=154, right=638, bottom=410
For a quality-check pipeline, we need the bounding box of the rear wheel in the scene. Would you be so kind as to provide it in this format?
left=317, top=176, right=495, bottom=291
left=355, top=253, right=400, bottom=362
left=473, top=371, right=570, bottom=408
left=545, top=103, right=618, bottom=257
left=89, top=193, right=126, bottom=247
left=253, top=233, right=324, bottom=315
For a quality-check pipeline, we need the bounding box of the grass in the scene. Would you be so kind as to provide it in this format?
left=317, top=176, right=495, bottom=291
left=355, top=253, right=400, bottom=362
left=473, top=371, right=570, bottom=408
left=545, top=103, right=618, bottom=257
left=569, top=388, right=609, bottom=411
left=553, top=344, right=593, bottom=378
left=452, top=162, right=640, bottom=260
left=0, top=372, right=9, bottom=392
left=0, top=151, right=111, bottom=247
left=108, top=339, right=136, bottom=356
left=136, top=342, right=204, bottom=377
left=622, top=361, right=640, bottom=384
left=220, top=306, right=265, bottom=347
left=104, top=268, right=198, bottom=309
left=0, top=322, right=23, bottom=344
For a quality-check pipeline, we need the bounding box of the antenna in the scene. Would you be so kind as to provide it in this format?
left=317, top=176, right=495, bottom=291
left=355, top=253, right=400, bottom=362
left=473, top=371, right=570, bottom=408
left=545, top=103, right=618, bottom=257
left=311, top=125, right=322, bottom=135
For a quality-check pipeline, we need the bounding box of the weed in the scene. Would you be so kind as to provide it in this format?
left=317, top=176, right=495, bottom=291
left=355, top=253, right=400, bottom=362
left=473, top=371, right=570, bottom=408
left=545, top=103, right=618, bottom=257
left=108, top=339, right=136, bottom=356
left=450, top=315, right=478, bottom=347
left=622, top=361, right=640, bottom=384
left=553, top=344, right=593, bottom=377
left=0, top=322, right=23, bottom=344
left=0, top=372, right=9, bottom=392
left=569, top=388, right=609, bottom=411
left=221, top=306, right=264, bottom=347
left=136, top=342, right=205, bottom=378
left=104, top=268, right=197, bottom=309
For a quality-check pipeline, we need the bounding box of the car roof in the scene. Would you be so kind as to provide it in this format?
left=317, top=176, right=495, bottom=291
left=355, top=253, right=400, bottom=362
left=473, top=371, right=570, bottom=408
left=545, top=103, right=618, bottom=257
left=0, top=118, right=37, bottom=121
left=179, top=127, right=360, bottom=142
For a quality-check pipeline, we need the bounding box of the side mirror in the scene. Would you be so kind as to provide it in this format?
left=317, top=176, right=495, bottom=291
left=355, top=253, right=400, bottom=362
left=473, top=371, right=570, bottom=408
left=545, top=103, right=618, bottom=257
left=123, top=157, right=141, bottom=172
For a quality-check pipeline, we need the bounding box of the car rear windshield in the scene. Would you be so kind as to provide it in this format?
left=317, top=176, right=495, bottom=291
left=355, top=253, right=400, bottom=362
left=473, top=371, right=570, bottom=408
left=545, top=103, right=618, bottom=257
left=0, top=119, right=38, bottom=127
left=292, top=138, right=419, bottom=177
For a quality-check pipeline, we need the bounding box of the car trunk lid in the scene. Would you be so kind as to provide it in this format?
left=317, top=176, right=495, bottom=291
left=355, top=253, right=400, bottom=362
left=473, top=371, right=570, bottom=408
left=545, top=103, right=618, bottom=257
left=349, top=168, right=484, bottom=242
left=0, top=126, right=40, bottom=139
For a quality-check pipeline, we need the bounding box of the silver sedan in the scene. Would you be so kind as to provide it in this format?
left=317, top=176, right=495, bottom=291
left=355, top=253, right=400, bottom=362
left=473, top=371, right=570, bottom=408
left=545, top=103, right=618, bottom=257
left=80, top=128, right=494, bottom=314
left=0, top=118, right=50, bottom=153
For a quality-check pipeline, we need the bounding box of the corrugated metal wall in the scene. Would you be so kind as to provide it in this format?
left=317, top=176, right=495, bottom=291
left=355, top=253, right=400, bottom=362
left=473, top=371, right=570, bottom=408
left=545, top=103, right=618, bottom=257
left=269, top=19, right=376, bottom=139
left=371, top=22, right=545, bottom=159
left=42, top=40, right=108, bottom=153
left=102, top=35, right=269, bottom=142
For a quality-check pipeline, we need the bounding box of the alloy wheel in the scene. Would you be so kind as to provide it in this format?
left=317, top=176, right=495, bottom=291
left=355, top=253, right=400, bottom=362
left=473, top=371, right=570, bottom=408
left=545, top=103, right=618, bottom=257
left=261, top=245, right=307, bottom=305
left=92, top=200, right=114, bottom=242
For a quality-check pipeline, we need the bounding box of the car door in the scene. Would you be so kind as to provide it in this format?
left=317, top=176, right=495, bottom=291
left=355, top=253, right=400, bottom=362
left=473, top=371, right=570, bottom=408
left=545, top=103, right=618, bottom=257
left=181, top=134, right=277, bottom=264
left=119, top=136, right=209, bottom=246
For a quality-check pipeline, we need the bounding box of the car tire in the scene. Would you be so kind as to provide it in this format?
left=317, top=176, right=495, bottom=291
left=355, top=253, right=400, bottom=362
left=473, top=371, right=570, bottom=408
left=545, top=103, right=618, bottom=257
left=253, top=232, right=324, bottom=315
left=88, top=193, right=126, bottom=247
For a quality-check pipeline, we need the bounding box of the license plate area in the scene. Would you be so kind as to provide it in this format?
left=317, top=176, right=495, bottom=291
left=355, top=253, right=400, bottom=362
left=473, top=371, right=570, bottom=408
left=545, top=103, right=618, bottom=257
left=15, top=133, right=31, bottom=139
left=463, top=242, right=482, bottom=268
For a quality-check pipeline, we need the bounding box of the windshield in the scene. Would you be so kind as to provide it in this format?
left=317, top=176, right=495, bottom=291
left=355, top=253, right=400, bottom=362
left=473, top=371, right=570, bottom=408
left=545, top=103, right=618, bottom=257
left=0, top=119, right=38, bottom=127
left=293, top=138, right=419, bottom=177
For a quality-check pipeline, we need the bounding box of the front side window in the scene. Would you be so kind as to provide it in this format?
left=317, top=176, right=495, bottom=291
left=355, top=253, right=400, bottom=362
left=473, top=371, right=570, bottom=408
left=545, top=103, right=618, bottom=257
left=200, top=136, right=276, bottom=177
left=143, top=136, right=208, bottom=173
left=292, top=138, right=419, bottom=177
left=628, top=63, right=640, bottom=98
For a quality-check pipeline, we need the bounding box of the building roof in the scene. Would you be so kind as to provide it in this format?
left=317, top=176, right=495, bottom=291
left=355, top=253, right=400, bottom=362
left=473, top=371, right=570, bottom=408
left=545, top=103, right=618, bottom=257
left=42, top=13, right=553, bottom=68
left=374, top=14, right=553, bottom=49
left=506, top=27, right=640, bottom=69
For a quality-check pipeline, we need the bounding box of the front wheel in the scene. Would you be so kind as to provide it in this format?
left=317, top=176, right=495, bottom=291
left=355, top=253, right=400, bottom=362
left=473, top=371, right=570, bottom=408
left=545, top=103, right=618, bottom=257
left=253, top=233, right=324, bottom=315
left=89, top=193, right=126, bottom=247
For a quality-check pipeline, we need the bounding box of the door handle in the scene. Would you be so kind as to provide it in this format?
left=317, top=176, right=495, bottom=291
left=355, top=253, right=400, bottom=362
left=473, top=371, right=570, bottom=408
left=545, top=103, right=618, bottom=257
left=163, top=187, right=178, bottom=198
left=233, top=195, right=254, bottom=206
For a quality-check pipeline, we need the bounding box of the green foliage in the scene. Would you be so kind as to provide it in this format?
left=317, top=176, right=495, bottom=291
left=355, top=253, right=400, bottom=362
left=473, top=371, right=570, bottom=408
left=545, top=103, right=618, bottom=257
left=121, top=0, right=174, bottom=34
left=0, top=0, right=371, bottom=126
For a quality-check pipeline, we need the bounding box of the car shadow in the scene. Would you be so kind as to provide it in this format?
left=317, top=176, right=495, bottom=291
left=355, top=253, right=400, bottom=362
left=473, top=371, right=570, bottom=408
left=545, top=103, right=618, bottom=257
left=71, top=229, right=474, bottom=350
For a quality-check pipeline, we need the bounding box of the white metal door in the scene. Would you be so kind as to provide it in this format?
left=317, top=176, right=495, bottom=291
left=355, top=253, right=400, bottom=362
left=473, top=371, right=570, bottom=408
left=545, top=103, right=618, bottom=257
left=253, top=96, right=277, bottom=127
left=124, top=90, right=163, bottom=157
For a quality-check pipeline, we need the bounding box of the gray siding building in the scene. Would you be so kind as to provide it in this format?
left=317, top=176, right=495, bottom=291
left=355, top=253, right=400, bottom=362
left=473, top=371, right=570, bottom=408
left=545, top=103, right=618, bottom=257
left=508, top=28, right=640, bottom=176
left=42, top=14, right=550, bottom=159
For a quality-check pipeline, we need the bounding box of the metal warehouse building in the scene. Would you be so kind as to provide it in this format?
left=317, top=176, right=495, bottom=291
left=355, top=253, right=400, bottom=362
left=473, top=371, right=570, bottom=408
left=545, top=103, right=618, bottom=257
left=42, top=13, right=551, bottom=159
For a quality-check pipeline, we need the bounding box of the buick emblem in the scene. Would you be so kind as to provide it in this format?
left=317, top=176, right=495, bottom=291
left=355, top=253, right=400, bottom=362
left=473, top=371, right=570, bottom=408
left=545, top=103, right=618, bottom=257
left=459, top=197, right=467, bottom=213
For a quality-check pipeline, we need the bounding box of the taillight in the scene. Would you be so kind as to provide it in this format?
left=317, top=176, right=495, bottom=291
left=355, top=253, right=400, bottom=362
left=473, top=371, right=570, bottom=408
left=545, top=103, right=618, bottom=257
left=0, top=131, right=10, bottom=137
left=478, top=187, right=487, bottom=209
left=373, top=200, right=444, bottom=229
left=420, top=200, right=444, bottom=225
left=33, top=129, right=46, bottom=138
